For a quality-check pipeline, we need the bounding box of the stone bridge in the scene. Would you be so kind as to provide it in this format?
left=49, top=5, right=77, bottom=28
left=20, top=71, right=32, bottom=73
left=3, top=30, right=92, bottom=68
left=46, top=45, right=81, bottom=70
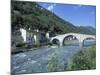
left=50, top=33, right=96, bottom=48
left=20, top=28, right=96, bottom=48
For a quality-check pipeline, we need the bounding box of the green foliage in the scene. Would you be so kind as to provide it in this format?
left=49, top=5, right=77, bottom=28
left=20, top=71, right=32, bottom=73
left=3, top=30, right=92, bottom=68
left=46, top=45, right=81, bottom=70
left=69, top=45, right=96, bottom=70
left=11, top=1, right=95, bottom=35
left=47, top=53, right=60, bottom=72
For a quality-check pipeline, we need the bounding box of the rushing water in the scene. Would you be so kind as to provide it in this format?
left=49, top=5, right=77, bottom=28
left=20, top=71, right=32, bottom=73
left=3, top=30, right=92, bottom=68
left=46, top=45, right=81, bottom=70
left=11, top=40, right=95, bottom=74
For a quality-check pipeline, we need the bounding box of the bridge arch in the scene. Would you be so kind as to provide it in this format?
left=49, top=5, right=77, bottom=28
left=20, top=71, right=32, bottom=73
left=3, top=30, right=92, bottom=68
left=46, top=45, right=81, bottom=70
left=82, top=36, right=96, bottom=47
left=52, top=39, right=60, bottom=46
left=50, top=33, right=96, bottom=48
left=83, top=37, right=95, bottom=41
left=62, top=35, right=79, bottom=46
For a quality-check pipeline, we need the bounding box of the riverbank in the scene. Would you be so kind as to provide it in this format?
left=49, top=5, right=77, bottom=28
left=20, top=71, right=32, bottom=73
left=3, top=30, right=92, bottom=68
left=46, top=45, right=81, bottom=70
left=11, top=41, right=95, bottom=74
left=66, top=44, right=96, bottom=70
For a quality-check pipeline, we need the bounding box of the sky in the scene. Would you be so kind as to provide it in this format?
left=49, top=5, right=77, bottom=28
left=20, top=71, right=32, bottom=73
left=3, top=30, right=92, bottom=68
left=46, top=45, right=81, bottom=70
left=38, top=2, right=96, bottom=28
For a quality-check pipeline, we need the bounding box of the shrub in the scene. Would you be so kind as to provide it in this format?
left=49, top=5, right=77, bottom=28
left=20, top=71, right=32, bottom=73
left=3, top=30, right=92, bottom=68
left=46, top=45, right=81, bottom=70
left=47, top=53, right=60, bottom=72
left=69, top=45, right=96, bottom=70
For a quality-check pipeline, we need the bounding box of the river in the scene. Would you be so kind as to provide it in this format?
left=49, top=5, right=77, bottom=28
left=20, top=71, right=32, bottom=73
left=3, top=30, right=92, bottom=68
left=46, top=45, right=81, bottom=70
left=11, top=40, right=95, bottom=74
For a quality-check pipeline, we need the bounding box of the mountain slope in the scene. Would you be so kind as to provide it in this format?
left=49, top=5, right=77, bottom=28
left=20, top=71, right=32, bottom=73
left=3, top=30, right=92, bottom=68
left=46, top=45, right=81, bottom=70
left=11, top=1, right=95, bottom=35
left=77, top=26, right=96, bottom=35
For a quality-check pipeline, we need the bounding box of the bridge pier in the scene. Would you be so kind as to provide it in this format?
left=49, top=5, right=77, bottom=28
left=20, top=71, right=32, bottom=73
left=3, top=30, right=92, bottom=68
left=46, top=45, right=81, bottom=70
left=59, top=39, right=64, bottom=47
left=59, top=43, right=63, bottom=47
left=79, top=40, right=83, bottom=48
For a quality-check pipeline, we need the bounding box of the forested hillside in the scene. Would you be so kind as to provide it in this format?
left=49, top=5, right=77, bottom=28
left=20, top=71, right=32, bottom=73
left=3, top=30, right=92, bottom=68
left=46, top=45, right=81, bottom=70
left=11, top=1, right=96, bottom=35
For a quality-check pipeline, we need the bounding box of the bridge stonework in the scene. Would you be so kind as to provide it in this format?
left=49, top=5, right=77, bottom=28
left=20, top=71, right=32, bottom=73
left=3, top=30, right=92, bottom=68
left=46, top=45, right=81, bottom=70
left=50, top=33, right=96, bottom=48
